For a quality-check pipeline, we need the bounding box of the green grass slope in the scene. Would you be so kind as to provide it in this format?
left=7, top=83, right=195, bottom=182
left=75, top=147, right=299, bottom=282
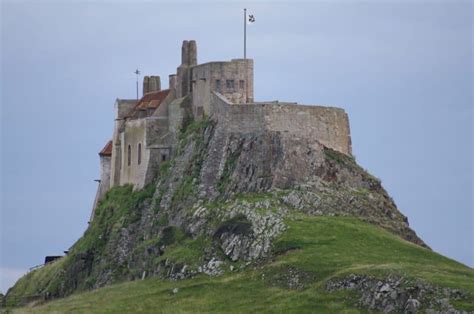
left=12, top=215, right=474, bottom=313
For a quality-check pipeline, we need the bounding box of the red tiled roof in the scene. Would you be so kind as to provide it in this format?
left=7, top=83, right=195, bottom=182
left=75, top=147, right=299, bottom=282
left=99, top=140, right=113, bottom=157
left=125, top=89, right=170, bottom=119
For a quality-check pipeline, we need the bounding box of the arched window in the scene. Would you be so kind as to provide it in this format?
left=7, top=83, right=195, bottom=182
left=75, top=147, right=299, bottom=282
left=127, top=145, right=131, bottom=166
left=138, top=143, right=142, bottom=165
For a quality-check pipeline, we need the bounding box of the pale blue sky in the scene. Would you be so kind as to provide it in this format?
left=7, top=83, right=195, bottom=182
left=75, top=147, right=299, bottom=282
left=1, top=0, right=472, bottom=293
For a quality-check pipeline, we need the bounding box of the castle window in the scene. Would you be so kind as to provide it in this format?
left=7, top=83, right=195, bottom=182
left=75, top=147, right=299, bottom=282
left=226, top=80, right=235, bottom=91
left=239, top=80, right=245, bottom=89
left=215, top=79, right=221, bottom=92
left=162, top=154, right=167, bottom=162
left=127, top=145, right=131, bottom=166
left=137, top=143, right=142, bottom=165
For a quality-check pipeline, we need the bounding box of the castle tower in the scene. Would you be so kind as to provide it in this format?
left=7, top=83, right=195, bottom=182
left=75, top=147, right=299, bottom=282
left=176, top=40, right=197, bottom=98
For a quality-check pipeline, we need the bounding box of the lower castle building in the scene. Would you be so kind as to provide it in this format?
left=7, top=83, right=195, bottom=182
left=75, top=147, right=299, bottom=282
left=91, top=40, right=352, bottom=214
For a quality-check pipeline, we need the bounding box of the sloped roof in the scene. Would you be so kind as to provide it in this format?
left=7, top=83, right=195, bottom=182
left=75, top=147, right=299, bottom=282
left=125, top=89, right=170, bottom=119
left=99, top=140, right=113, bottom=157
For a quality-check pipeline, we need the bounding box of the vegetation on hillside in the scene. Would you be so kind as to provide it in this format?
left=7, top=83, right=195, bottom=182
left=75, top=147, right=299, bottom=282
left=10, top=216, right=474, bottom=313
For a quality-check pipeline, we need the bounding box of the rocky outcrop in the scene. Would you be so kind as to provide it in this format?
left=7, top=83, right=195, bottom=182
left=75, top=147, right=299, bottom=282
left=326, top=274, right=468, bottom=313
left=194, top=120, right=426, bottom=247
left=191, top=200, right=287, bottom=262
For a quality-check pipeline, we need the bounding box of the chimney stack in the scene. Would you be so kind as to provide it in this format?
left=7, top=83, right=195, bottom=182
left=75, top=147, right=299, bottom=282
left=177, top=40, right=198, bottom=98
left=181, top=40, right=189, bottom=65
left=149, top=76, right=161, bottom=92
left=169, top=74, right=177, bottom=92
left=180, top=40, right=197, bottom=66
left=143, top=76, right=150, bottom=95
left=188, top=40, right=197, bottom=66
left=143, top=76, right=161, bottom=95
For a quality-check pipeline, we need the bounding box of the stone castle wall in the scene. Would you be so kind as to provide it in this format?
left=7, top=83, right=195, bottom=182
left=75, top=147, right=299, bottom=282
left=117, top=95, right=192, bottom=190
left=90, top=155, right=111, bottom=221
left=119, top=118, right=148, bottom=188
left=191, top=59, right=253, bottom=117
left=165, top=96, right=192, bottom=151
left=210, top=92, right=352, bottom=155
left=110, top=99, right=137, bottom=187
left=120, top=117, right=172, bottom=190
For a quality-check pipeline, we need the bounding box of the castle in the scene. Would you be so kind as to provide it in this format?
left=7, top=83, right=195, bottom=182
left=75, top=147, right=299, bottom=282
left=91, top=40, right=352, bottom=214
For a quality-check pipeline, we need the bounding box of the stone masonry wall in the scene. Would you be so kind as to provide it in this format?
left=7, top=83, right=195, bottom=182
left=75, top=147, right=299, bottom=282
left=90, top=155, right=111, bottom=221
left=110, top=99, right=137, bottom=188
left=166, top=96, right=192, bottom=153
left=210, top=92, right=352, bottom=155
left=120, top=118, right=149, bottom=189
left=99, top=156, right=111, bottom=200
left=192, top=59, right=253, bottom=117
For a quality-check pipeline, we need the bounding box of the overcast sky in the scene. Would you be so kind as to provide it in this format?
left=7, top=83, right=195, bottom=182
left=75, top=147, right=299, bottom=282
left=1, top=0, right=472, bottom=293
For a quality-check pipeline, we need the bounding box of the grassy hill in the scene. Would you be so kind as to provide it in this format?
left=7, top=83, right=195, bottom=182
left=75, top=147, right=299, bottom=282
left=10, top=215, right=474, bottom=313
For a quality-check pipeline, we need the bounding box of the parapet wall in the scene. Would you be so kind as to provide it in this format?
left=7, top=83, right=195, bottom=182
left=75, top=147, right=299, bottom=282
left=211, top=93, right=352, bottom=155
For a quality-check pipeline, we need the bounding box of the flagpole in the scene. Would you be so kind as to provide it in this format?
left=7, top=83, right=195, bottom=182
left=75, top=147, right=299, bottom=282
left=244, top=8, right=246, bottom=59
left=134, top=69, right=140, bottom=101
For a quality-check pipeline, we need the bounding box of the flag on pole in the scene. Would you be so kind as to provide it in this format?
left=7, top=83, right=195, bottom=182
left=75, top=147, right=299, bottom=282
left=248, top=14, right=255, bottom=24
left=243, top=9, right=255, bottom=59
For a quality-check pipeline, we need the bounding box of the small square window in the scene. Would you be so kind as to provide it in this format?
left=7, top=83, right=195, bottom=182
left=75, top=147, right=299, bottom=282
left=239, top=80, right=245, bottom=89
left=226, top=80, right=235, bottom=90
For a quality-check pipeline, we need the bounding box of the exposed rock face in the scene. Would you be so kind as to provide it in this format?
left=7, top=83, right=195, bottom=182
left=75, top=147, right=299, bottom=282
left=189, top=198, right=287, bottom=262
left=326, top=274, right=468, bottom=313
left=7, top=117, right=428, bottom=306
left=191, top=120, right=426, bottom=247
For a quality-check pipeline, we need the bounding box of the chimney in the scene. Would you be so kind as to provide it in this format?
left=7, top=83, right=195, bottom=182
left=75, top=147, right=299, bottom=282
left=188, top=40, right=197, bottom=66
left=169, top=74, right=177, bottom=92
left=181, top=40, right=189, bottom=65
left=149, top=76, right=161, bottom=92
left=143, top=76, right=161, bottom=95
left=177, top=40, right=197, bottom=98
left=143, top=76, right=150, bottom=95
